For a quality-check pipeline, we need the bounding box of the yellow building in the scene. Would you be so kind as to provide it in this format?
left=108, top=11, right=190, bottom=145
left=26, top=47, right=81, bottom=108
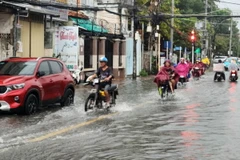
left=19, top=13, right=45, bottom=58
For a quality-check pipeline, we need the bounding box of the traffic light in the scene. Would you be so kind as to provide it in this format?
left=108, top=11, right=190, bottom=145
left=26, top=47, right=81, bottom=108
left=190, top=30, right=196, bottom=43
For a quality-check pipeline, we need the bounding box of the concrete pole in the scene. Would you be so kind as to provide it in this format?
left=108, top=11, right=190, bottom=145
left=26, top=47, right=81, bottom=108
left=166, top=42, right=169, bottom=59
left=229, top=17, right=233, bottom=57
left=170, top=0, right=174, bottom=55
left=192, top=43, right=194, bottom=64
left=150, top=36, right=153, bottom=72
left=205, top=0, right=208, bottom=57
left=180, top=47, right=182, bottom=59
left=155, top=35, right=158, bottom=69
left=158, top=34, right=161, bottom=69
left=142, top=22, right=144, bottom=70
left=132, top=0, right=137, bottom=79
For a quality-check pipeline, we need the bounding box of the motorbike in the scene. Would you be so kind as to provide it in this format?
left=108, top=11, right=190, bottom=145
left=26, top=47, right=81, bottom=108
left=214, top=72, right=225, bottom=82
left=192, top=67, right=201, bottom=80
left=72, top=66, right=84, bottom=85
left=158, top=80, right=173, bottom=99
left=178, top=75, right=187, bottom=86
left=229, top=70, right=238, bottom=82
left=84, top=77, right=119, bottom=112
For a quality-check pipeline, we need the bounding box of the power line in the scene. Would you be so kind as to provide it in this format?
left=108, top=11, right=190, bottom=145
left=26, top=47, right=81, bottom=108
left=219, top=0, right=240, bottom=6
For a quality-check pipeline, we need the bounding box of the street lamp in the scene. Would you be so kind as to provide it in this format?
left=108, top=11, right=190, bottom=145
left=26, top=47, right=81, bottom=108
left=146, top=22, right=152, bottom=33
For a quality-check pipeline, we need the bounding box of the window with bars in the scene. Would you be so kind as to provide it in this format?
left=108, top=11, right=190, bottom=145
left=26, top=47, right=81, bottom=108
left=84, top=38, right=93, bottom=68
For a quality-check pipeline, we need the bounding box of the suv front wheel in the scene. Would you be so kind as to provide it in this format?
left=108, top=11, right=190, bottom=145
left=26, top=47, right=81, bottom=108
left=61, top=88, right=74, bottom=107
left=24, top=94, right=39, bottom=115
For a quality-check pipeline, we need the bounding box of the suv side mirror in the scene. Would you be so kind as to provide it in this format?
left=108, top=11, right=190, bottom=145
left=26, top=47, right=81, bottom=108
left=36, top=71, right=45, bottom=77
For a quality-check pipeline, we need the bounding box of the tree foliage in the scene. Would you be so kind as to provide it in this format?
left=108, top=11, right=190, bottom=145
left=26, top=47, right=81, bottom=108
left=137, top=0, right=239, bottom=56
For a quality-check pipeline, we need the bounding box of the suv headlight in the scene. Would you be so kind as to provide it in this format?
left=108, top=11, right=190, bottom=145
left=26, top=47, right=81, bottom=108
left=7, top=83, right=25, bottom=91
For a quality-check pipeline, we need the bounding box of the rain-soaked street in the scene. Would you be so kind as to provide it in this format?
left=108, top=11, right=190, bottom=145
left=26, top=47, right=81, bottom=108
left=1, top=71, right=240, bottom=160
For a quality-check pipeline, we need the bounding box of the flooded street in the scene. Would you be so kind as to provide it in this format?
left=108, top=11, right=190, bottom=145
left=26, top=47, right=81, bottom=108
left=1, top=72, right=240, bottom=160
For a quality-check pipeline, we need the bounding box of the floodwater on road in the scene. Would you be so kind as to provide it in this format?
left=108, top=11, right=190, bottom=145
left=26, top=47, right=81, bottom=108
left=1, top=72, right=240, bottom=160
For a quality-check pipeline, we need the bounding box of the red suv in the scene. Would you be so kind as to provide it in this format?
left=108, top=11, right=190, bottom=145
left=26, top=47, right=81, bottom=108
left=0, top=57, right=75, bottom=114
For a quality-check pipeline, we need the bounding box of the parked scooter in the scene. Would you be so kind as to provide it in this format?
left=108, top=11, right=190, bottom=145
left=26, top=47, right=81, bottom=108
left=230, top=70, right=238, bottom=82
left=72, top=65, right=84, bottom=85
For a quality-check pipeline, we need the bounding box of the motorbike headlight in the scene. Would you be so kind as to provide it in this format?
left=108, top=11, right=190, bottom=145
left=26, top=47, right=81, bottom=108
left=7, top=83, right=25, bottom=91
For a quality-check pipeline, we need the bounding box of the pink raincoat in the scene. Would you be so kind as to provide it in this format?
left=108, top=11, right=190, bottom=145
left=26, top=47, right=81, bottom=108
left=154, top=66, right=179, bottom=87
left=186, top=61, right=193, bottom=71
left=175, top=62, right=189, bottom=77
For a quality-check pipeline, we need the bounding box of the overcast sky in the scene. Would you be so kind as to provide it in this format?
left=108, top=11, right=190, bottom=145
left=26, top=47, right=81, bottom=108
left=216, top=0, right=240, bottom=28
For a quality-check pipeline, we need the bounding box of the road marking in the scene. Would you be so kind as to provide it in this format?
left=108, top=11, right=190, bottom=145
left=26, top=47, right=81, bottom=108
left=28, top=101, right=153, bottom=143
left=29, top=113, right=118, bottom=143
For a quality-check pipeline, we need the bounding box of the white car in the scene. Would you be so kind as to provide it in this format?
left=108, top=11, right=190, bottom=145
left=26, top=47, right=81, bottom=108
left=213, top=56, right=228, bottom=63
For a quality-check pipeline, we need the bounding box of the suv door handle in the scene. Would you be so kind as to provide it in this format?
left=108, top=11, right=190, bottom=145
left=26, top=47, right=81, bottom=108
left=50, top=79, right=53, bottom=82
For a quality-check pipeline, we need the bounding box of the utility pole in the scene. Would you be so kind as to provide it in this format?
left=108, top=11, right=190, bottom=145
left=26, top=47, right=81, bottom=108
left=192, top=43, right=194, bottom=64
left=229, top=17, right=233, bottom=57
left=170, top=0, right=174, bottom=58
left=132, top=0, right=137, bottom=79
left=204, top=0, right=208, bottom=58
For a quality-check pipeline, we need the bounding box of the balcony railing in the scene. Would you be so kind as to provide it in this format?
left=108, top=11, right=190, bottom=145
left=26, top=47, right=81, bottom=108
left=97, top=0, right=133, bottom=6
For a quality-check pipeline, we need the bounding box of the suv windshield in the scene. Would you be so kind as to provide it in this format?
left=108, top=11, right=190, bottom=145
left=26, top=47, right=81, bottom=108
left=0, top=61, right=37, bottom=76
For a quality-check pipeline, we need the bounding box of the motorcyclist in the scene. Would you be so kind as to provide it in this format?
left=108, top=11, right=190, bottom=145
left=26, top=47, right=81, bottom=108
left=194, top=59, right=205, bottom=74
left=213, top=59, right=225, bottom=81
left=89, top=57, right=113, bottom=107
left=202, top=56, right=210, bottom=68
left=186, top=59, right=193, bottom=70
left=192, top=59, right=203, bottom=76
left=176, top=58, right=189, bottom=79
left=154, top=60, right=178, bottom=94
left=228, top=59, right=239, bottom=71
left=228, top=59, right=239, bottom=78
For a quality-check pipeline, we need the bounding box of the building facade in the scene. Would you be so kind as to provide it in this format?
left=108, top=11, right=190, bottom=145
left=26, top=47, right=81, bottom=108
left=0, top=0, right=132, bottom=79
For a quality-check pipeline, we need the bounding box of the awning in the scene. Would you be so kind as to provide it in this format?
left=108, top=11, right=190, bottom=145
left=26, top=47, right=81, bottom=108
left=70, top=17, right=108, bottom=33
left=0, top=1, right=60, bottom=16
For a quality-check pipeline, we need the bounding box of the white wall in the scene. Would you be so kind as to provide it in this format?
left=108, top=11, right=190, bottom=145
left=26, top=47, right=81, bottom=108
left=96, top=9, right=120, bottom=34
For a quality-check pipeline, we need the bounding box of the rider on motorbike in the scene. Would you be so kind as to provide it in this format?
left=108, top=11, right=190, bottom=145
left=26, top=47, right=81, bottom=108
left=228, top=59, right=239, bottom=71
left=202, top=56, right=210, bottom=68
left=192, top=59, right=204, bottom=75
left=154, top=60, right=178, bottom=94
left=176, top=58, right=189, bottom=79
left=228, top=59, right=239, bottom=78
left=89, top=57, right=113, bottom=107
left=213, top=59, right=225, bottom=81
left=186, top=59, right=193, bottom=70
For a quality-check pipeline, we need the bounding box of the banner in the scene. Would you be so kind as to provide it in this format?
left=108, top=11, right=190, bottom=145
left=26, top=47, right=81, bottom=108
left=58, top=26, right=79, bottom=70
left=164, top=41, right=171, bottom=49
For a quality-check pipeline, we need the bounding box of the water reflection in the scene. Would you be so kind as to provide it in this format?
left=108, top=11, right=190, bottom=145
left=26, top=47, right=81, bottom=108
left=184, top=104, right=200, bottom=126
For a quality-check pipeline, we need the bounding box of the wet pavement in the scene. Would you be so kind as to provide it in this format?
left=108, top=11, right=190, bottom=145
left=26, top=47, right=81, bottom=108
left=1, top=71, right=240, bottom=160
